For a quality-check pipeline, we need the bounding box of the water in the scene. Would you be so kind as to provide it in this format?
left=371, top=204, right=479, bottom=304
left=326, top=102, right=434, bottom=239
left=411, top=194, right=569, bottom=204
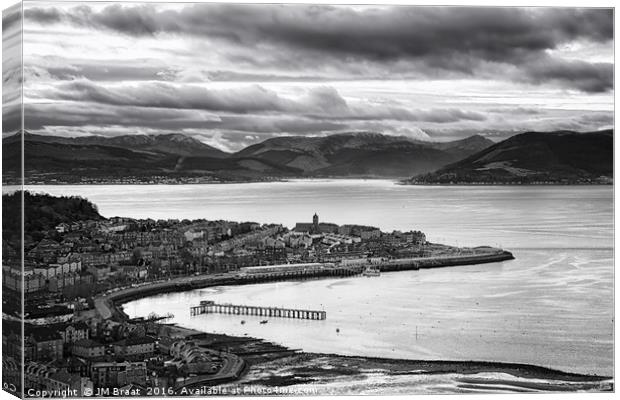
left=29, top=181, right=613, bottom=375
left=28, top=180, right=613, bottom=249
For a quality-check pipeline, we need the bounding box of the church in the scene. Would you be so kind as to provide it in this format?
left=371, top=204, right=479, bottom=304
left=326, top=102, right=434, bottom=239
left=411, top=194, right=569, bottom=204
left=294, top=213, right=339, bottom=234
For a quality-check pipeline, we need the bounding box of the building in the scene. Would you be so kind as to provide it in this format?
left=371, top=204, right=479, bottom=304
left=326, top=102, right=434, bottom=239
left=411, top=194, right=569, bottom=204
left=48, top=272, right=93, bottom=292
left=72, top=339, right=106, bottom=359
left=87, top=264, right=111, bottom=282
left=338, top=224, right=381, bottom=239
left=360, top=229, right=382, bottom=240
left=318, top=223, right=339, bottom=234
left=295, top=213, right=339, bottom=234
left=113, top=336, right=156, bottom=358
left=46, top=371, right=94, bottom=397
left=50, top=322, right=90, bottom=344
left=27, top=328, right=64, bottom=361
left=24, top=273, right=47, bottom=293
left=90, top=361, right=147, bottom=388
left=53, top=357, right=90, bottom=378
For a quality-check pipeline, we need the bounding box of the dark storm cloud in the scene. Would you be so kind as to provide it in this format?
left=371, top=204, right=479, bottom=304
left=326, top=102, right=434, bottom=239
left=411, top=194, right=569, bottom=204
left=24, top=4, right=614, bottom=92
left=524, top=58, right=613, bottom=93
left=25, top=5, right=612, bottom=60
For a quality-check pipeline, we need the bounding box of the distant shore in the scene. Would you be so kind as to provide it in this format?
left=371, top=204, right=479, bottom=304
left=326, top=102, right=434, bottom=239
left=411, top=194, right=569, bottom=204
left=9, top=176, right=613, bottom=186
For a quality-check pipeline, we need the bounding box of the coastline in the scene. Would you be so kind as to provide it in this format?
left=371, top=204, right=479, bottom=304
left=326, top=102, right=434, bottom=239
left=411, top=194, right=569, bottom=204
left=99, top=251, right=516, bottom=320
left=96, top=251, right=611, bottom=392
left=150, top=322, right=613, bottom=393
left=12, top=178, right=614, bottom=186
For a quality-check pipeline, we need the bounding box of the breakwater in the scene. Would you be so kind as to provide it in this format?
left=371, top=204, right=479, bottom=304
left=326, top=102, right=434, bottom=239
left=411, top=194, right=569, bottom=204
left=102, top=250, right=514, bottom=321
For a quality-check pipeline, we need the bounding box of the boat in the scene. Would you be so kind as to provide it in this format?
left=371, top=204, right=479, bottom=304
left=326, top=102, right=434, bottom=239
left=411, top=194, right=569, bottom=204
left=260, top=320, right=268, bottom=324
left=362, top=266, right=381, bottom=277
left=240, top=320, right=246, bottom=325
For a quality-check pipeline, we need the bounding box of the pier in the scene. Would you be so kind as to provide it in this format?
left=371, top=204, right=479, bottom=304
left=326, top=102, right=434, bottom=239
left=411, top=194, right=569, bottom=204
left=190, top=300, right=327, bottom=320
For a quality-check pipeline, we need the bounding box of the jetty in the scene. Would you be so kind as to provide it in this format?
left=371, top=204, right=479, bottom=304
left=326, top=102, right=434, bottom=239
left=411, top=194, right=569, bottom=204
left=190, top=300, right=327, bottom=320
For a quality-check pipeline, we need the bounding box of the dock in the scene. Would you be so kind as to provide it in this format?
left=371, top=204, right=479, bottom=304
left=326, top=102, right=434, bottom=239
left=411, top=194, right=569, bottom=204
left=190, top=300, right=327, bottom=320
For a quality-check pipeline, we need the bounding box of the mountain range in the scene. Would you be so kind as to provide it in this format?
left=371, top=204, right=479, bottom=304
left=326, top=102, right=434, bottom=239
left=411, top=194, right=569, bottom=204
left=3, top=131, right=494, bottom=183
left=406, top=130, right=613, bottom=184
left=2, top=130, right=612, bottom=184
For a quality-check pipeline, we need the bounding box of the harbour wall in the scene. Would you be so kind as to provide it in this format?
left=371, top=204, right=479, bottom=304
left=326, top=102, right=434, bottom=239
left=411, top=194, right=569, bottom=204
left=102, top=250, right=515, bottom=321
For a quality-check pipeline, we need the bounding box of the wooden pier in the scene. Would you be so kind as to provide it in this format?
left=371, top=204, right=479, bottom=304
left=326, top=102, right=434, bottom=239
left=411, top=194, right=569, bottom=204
left=190, top=300, right=326, bottom=320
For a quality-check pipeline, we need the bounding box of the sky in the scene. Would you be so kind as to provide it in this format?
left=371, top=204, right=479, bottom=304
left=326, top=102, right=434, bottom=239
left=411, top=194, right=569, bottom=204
left=2, top=2, right=614, bottom=152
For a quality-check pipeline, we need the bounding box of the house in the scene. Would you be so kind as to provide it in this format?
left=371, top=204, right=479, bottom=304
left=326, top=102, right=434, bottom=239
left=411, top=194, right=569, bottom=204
left=26, top=328, right=63, bottom=361
left=53, top=356, right=89, bottom=377
left=24, top=273, right=47, bottom=293
left=87, top=264, right=111, bottom=282
left=48, top=272, right=94, bottom=292
left=360, top=229, right=381, bottom=240
left=72, top=339, right=106, bottom=359
left=55, top=223, right=70, bottom=233
left=90, top=361, right=147, bottom=388
left=28, top=239, right=62, bottom=262
left=46, top=371, right=94, bottom=397
left=121, top=265, right=148, bottom=280
left=50, top=322, right=90, bottom=344
left=113, top=336, right=156, bottom=358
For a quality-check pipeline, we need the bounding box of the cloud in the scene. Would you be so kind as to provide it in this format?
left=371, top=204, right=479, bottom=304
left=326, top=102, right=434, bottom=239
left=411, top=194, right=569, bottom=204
left=18, top=4, right=614, bottom=146
left=25, top=5, right=612, bottom=58
left=23, top=4, right=613, bottom=93
left=523, top=57, right=613, bottom=93
left=44, top=80, right=295, bottom=114
left=2, top=4, right=21, bottom=34
left=37, top=79, right=488, bottom=126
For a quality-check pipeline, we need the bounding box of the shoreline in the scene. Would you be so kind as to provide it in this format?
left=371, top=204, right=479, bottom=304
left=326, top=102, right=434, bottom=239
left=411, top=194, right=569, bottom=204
left=96, top=251, right=611, bottom=389
left=160, top=325, right=612, bottom=393
left=7, top=176, right=614, bottom=186
left=99, top=251, right=515, bottom=320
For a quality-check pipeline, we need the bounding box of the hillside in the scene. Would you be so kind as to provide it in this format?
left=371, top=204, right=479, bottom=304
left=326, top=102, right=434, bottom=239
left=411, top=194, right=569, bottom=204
left=19, top=132, right=230, bottom=158
left=232, top=132, right=494, bottom=178
left=406, top=130, right=613, bottom=184
left=3, top=131, right=494, bottom=183
left=2, top=191, right=103, bottom=245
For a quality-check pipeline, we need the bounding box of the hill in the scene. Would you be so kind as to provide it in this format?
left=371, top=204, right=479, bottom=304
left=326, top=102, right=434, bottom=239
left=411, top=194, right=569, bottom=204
left=232, top=132, right=494, bottom=178
left=3, top=131, right=494, bottom=183
left=406, top=130, right=613, bottom=184
left=2, top=191, right=103, bottom=245
left=18, top=132, right=230, bottom=158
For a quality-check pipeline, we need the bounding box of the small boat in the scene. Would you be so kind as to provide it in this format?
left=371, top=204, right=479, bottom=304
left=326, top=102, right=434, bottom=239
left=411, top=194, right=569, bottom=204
left=260, top=320, right=268, bottom=324
left=336, top=328, right=340, bottom=333
left=362, top=266, right=381, bottom=277
left=240, top=320, right=246, bottom=325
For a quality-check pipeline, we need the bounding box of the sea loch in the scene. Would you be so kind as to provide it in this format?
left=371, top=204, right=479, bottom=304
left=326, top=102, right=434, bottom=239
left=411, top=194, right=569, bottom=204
left=32, top=180, right=613, bottom=376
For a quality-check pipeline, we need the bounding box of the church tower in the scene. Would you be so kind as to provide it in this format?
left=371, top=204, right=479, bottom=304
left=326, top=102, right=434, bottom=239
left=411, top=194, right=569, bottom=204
left=312, top=213, right=320, bottom=233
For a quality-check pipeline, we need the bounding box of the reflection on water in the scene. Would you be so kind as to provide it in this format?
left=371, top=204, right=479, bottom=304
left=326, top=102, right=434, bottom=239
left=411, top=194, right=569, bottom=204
left=124, top=249, right=612, bottom=376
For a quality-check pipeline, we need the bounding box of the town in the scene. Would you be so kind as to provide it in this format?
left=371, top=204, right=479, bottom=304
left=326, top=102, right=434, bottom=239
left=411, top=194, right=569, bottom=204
left=2, top=193, right=512, bottom=397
